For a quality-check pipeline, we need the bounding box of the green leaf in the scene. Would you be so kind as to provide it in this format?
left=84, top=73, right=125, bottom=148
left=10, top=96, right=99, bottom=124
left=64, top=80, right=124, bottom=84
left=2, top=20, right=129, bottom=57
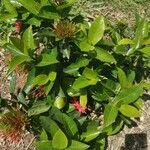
left=40, top=0, right=48, bottom=6
left=127, top=71, right=135, bottom=85
left=3, top=0, right=17, bottom=14
left=48, top=72, right=57, bottom=81
left=28, top=101, right=51, bottom=116
left=66, top=140, right=89, bottom=150
left=81, top=122, right=101, bottom=142
left=72, top=76, right=91, bottom=90
left=114, top=85, right=143, bottom=105
left=57, top=0, right=78, bottom=10
left=103, top=119, right=123, bottom=135
left=45, top=81, right=54, bottom=95
left=143, top=38, right=150, bottom=45
left=117, top=68, right=128, bottom=88
left=54, top=96, right=66, bottom=109
left=0, top=12, right=17, bottom=21
left=95, top=137, right=106, bottom=150
left=9, top=55, right=28, bottom=73
left=39, top=130, right=48, bottom=141
left=4, top=43, right=24, bottom=56
left=35, top=141, right=52, bottom=150
left=32, top=74, right=49, bottom=86
left=138, top=47, right=150, bottom=57
left=72, top=68, right=99, bottom=90
left=52, top=129, right=68, bottom=149
left=95, top=48, right=116, bottom=64
left=127, top=18, right=149, bottom=55
left=39, top=6, right=60, bottom=19
left=80, top=94, right=87, bottom=107
left=134, top=98, right=144, bottom=109
left=40, top=116, right=59, bottom=137
left=104, top=103, right=118, bottom=127
left=27, top=17, right=41, bottom=26
left=10, top=37, right=22, bottom=51
left=118, top=38, right=134, bottom=45
left=37, top=48, right=58, bottom=66
left=18, top=0, right=40, bottom=15
left=88, top=16, right=105, bottom=45
left=83, top=68, right=98, bottom=81
left=62, top=114, right=78, bottom=137
left=119, top=105, right=140, bottom=118
left=79, top=40, right=95, bottom=52
left=64, top=58, right=90, bottom=74
left=22, top=26, right=35, bottom=55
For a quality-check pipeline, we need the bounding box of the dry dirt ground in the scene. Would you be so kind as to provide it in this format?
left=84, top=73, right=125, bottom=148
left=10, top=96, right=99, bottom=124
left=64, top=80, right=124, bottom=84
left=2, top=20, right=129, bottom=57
left=0, top=49, right=150, bottom=150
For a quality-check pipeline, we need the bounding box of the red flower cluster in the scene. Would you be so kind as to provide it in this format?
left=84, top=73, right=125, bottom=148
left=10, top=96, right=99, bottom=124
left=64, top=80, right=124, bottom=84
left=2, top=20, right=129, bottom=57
left=15, top=20, right=22, bottom=32
left=71, top=97, right=90, bottom=113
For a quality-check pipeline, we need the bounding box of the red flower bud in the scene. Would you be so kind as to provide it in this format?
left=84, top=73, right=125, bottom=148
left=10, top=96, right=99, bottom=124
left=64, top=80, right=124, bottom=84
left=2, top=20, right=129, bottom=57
left=15, top=20, right=22, bottom=32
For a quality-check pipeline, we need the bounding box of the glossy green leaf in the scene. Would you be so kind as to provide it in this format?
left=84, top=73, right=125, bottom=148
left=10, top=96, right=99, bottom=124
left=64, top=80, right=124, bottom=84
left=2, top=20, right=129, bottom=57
left=117, top=68, right=128, bottom=88
left=39, top=130, right=48, bottom=141
left=45, top=81, right=54, bottom=95
left=39, top=6, right=60, bottom=19
left=138, top=47, right=150, bottom=57
left=114, top=85, right=143, bottom=105
left=127, top=71, right=135, bottom=85
left=4, top=43, right=24, bottom=56
left=88, top=16, right=105, bottom=45
left=95, top=48, right=116, bottom=64
left=81, top=122, right=101, bottom=142
left=104, top=103, right=118, bottom=127
left=103, top=119, right=123, bottom=135
left=28, top=101, right=51, bottom=116
left=80, top=94, right=87, bottom=107
left=83, top=68, right=98, bottom=80
left=3, top=0, right=17, bottom=14
left=36, top=141, right=52, bottom=150
left=95, top=137, right=106, bottom=150
left=10, top=37, right=22, bottom=51
left=27, top=17, right=41, bottom=26
left=119, top=105, right=140, bottom=118
left=52, top=129, right=68, bottom=149
left=22, top=26, right=35, bottom=55
left=40, top=116, right=59, bottom=137
left=134, top=98, right=144, bottom=109
left=57, top=0, right=78, bottom=10
left=54, top=96, right=66, bottom=109
left=0, top=13, right=16, bottom=21
left=143, top=38, right=150, bottom=45
left=48, top=72, right=57, bottom=81
left=127, top=18, right=149, bottom=55
left=66, top=140, right=89, bottom=150
left=62, top=114, right=78, bottom=137
left=79, top=40, right=95, bottom=52
left=18, top=0, right=40, bottom=15
left=32, top=74, right=49, bottom=86
left=37, top=49, right=58, bottom=66
left=64, top=58, right=90, bottom=74
left=72, top=76, right=91, bottom=90
left=118, top=38, right=134, bottom=45
left=40, top=0, right=48, bottom=6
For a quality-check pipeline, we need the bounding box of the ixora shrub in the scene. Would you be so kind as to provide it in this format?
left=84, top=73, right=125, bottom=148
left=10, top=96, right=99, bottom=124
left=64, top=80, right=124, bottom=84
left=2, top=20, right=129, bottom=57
left=0, top=0, right=150, bottom=149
